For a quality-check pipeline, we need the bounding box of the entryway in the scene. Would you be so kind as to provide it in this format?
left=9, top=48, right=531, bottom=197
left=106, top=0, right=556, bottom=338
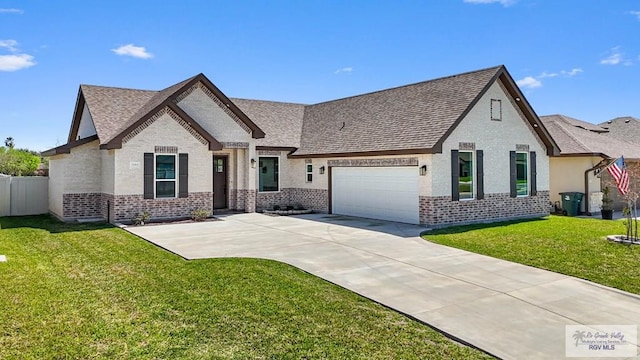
left=213, top=155, right=227, bottom=209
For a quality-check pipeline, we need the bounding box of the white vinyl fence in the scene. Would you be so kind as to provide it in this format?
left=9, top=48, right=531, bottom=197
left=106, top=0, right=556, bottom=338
left=0, top=175, right=49, bottom=217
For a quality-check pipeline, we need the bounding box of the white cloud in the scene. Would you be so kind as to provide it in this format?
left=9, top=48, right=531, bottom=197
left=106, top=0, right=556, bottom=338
left=628, top=10, right=640, bottom=20
left=0, top=39, right=18, bottom=52
left=516, top=76, right=542, bottom=89
left=517, top=67, right=583, bottom=91
left=600, top=47, right=631, bottom=65
left=561, top=68, right=583, bottom=76
left=0, top=54, right=36, bottom=71
left=0, top=40, right=35, bottom=71
left=112, top=44, right=153, bottom=59
left=463, top=0, right=516, bottom=7
left=0, top=8, right=23, bottom=14
left=334, top=67, right=353, bottom=74
left=538, top=71, right=558, bottom=78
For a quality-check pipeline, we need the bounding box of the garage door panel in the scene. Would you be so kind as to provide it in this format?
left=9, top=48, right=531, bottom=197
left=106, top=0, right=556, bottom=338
left=331, top=167, right=419, bottom=224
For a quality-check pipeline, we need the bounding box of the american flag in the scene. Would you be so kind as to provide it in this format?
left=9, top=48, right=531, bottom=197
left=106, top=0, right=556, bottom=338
left=606, top=156, right=629, bottom=195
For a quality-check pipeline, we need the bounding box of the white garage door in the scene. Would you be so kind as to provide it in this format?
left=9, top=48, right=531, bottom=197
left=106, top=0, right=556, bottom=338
left=331, top=167, right=419, bottom=224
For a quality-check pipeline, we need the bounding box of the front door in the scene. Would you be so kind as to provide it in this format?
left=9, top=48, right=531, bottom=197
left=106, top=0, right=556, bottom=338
left=213, top=156, right=227, bottom=209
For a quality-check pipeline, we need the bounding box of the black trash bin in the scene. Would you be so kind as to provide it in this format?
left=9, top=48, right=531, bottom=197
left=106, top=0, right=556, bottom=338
left=559, top=192, right=584, bottom=216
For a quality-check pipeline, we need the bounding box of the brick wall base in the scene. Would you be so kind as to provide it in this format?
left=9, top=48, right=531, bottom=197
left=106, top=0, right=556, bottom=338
left=420, top=191, right=550, bottom=227
left=62, top=193, right=102, bottom=219
left=62, top=192, right=213, bottom=223
left=256, top=188, right=328, bottom=212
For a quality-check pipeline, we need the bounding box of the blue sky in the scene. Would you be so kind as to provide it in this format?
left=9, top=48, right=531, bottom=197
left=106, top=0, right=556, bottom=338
left=1, top=0, right=639, bottom=151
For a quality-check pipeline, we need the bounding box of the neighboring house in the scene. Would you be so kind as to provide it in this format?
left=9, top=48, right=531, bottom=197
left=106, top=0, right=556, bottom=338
left=599, top=116, right=640, bottom=209
left=43, top=65, right=558, bottom=227
left=600, top=116, right=640, bottom=144
left=541, top=114, right=640, bottom=213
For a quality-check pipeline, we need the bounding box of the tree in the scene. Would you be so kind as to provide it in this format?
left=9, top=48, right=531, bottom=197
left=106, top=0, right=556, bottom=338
left=4, top=137, right=14, bottom=148
left=0, top=147, right=41, bottom=176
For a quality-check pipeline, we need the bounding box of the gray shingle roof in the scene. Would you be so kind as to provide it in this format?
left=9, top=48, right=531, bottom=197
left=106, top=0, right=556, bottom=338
left=599, top=117, right=640, bottom=144
left=103, top=76, right=197, bottom=143
left=541, top=114, right=640, bottom=159
left=57, top=65, right=553, bottom=156
left=80, top=85, right=156, bottom=144
left=230, top=98, right=306, bottom=148
left=292, top=66, right=502, bottom=156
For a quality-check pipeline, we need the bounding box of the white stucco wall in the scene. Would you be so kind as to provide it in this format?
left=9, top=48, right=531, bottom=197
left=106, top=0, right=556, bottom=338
left=48, top=140, right=102, bottom=216
left=177, top=86, right=252, bottom=143
left=77, top=103, right=97, bottom=139
left=114, top=113, right=212, bottom=195
left=64, top=141, right=102, bottom=193
left=48, top=155, right=65, bottom=218
left=432, top=80, right=550, bottom=196
left=101, top=150, right=115, bottom=195
left=549, top=156, right=602, bottom=212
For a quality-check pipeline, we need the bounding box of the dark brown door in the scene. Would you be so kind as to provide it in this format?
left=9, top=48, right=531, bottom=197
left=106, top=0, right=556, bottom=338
left=213, top=156, right=227, bottom=209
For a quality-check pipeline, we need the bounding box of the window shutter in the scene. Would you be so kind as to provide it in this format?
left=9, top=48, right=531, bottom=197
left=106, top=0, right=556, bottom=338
left=476, top=150, right=484, bottom=200
left=530, top=151, right=537, bottom=196
left=144, top=153, right=154, bottom=199
left=179, top=153, right=188, bottom=198
left=509, top=151, right=517, bottom=198
left=451, top=150, right=459, bottom=201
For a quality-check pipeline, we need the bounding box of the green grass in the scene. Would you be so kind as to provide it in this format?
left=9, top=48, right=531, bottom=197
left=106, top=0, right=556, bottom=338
left=0, top=216, right=491, bottom=359
left=422, top=215, right=640, bottom=294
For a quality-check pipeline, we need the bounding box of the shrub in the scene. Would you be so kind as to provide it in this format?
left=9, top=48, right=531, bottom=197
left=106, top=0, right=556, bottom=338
left=133, top=211, right=150, bottom=225
left=273, top=205, right=281, bottom=211
left=191, top=209, right=211, bottom=222
left=0, top=147, right=41, bottom=176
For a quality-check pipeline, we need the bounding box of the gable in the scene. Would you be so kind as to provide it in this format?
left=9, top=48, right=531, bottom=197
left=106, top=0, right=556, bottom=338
left=76, top=102, right=97, bottom=139
left=177, top=82, right=252, bottom=143
left=443, top=80, right=547, bottom=151
left=120, top=105, right=218, bottom=149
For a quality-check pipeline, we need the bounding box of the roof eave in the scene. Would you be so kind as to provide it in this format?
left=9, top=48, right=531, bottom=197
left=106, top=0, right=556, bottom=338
left=66, top=87, right=87, bottom=143
left=288, top=147, right=435, bottom=159
left=497, top=69, right=561, bottom=156
left=102, top=101, right=223, bottom=151
left=195, top=74, right=266, bottom=139
left=42, top=134, right=100, bottom=157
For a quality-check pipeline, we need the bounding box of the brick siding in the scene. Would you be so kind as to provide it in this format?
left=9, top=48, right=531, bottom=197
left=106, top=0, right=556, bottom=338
left=419, top=191, right=550, bottom=227
left=601, top=160, right=640, bottom=211
left=62, top=193, right=102, bottom=218
left=62, top=191, right=213, bottom=222
left=256, top=188, right=328, bottom=212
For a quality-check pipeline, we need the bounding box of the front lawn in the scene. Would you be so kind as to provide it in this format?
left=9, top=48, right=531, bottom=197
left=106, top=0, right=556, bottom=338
left=0, top=216, right=491, bottom=359
left=422, top=215, right=640, bottom=294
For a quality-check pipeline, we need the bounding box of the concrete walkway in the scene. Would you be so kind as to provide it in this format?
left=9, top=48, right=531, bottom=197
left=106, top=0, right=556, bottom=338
left=126, top=213, right=640, bottom=359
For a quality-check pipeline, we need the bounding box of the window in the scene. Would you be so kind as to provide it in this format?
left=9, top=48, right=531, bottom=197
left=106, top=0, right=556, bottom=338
left=491, top=99, right=502, bottom=121
left=259, top=157, right=279, bottom=192
left=156, top=154, right=176, bottom=198
left=459, top=151, right=474, bottom=200
left=306, top=164, right=313, bottom=183
left=516, top=152, right=528, bottom=196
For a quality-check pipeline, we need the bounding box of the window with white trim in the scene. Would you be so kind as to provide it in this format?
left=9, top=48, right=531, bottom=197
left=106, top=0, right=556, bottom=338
left=459, top=151, right=474, bottom=200
left=516, top=152, right=528, bottom=196
left=155, top=154, right=176, bottom=198
left=306, top=164, right=313, bottom=183
left=259, top=157, right=279, bottom=192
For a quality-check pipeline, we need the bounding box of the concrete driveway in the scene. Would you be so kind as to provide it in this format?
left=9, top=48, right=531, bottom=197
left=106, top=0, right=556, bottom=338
left=126, top=213, right=640, bottom=359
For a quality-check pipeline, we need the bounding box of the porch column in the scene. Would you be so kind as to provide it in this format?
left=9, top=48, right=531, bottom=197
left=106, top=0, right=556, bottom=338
left=246, top=143, right=257, bottom=212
